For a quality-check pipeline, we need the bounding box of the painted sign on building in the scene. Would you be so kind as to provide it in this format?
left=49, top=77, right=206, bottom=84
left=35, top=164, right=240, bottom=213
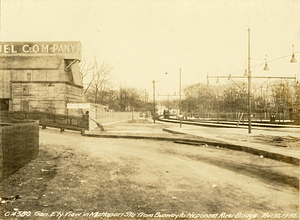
left=0, top=41, right=81, bottom=60
left=67, top=103, right=90, bottom=109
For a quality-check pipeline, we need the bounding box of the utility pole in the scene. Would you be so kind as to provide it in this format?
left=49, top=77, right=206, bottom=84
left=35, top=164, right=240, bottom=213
left=153, top=80, right=156, bottom=123
left=145, top=89, right=147, bottom=120
left=179, top=68, right=181, bottom=115
left=146, top=92, right=149, bottom=118
left=179, top=68, right=182, bottom=128
left=207, top=29, right=297, bottom=132
left=167, top=93, right=169, bottom=110
left=248, top=28, right=252, bottom=134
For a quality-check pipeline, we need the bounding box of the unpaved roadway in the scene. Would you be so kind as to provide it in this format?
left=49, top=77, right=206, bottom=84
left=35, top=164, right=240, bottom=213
left=1, top=124, right=299, bottom=220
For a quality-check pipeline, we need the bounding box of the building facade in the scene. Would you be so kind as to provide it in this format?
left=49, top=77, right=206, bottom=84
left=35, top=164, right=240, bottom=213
left=0, top=41, right=84, bottom=116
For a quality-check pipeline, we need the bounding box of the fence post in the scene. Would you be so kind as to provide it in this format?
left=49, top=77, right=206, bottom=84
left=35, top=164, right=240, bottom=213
left=132, top=108, right=134, bottom=120
left=180, top=117, right=182, bottom=128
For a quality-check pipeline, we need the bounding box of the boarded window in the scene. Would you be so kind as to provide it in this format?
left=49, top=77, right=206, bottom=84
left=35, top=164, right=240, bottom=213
left=22, top=85, right=30, bottom=96
left=0, top=99, right=9, bottom=111
left=27, top=72, right=31, bottom=81
left=22, top=101, right=29, bottom=111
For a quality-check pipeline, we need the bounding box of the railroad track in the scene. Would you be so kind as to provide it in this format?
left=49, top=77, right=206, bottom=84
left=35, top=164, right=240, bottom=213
left=157, top=116, right=298, bottom=129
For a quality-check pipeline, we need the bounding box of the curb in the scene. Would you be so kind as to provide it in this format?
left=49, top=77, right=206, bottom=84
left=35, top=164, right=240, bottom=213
left=40, top=119, right=299, bottom=165
left=82, top=129, right=299, bottom=166
left=82, top=132, right=202, bottom=142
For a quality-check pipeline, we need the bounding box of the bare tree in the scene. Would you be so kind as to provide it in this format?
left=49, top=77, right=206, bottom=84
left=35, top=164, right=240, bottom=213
left=83, top=56, right=114, bottom=104
left=79, top=57, right=95, bottom=84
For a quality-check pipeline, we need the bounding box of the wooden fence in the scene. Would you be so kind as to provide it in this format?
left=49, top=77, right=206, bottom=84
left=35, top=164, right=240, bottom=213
left=0, top=111, right=88, bottom=131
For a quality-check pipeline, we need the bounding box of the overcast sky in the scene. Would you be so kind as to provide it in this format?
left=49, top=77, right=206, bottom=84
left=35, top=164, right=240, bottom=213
left=1, top=0, right=300, bottom=100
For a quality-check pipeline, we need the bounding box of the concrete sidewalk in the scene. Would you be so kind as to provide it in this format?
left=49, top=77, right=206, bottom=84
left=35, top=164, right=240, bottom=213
left=161, top=121, right=300, bottom=165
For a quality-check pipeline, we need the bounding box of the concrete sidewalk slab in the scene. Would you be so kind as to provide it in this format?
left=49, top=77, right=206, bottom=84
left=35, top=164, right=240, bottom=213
left=162, top=123, right=300, bottom=165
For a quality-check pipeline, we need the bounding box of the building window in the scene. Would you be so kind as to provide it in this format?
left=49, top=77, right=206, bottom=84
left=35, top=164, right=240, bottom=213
left=22, top=101, right=29, bottom=111
left=27, top=72, right=31, bottom=81
left=23, top=85, right=30, bottom=96
left=0, top=99, right=9, bottom=111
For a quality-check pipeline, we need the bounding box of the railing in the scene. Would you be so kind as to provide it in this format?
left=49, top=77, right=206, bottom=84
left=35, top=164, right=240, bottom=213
left=89, top=110, right=140, bottom=131
left=0, top=111, right=89, bottom=131
left=182, top=112, right=294, bottom=123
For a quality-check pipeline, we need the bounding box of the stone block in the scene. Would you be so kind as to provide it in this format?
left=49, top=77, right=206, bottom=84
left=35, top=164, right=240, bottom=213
left=0, top=120, right=39, bottom=182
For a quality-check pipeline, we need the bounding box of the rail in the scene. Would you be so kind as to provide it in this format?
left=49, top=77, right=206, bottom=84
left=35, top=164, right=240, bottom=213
left=158, top=115, right=298, bottom=128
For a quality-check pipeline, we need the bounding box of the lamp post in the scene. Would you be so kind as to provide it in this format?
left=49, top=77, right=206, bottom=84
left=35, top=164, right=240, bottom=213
left=247, top=28, right=252, bottom=133
left=296, top=81, right=300, bottom=123
left=167, top=93, right=169, bottom=110
left=207, top=29, right=298, bottom=133
left=153, top=80, right=155, bottom=123
left=179, top=68, right=182, bottom=115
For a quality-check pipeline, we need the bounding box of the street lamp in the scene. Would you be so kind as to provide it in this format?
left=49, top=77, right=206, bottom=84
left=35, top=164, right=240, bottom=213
left=290, top=44, right=297, bottom=63
left=263, top=54, right=269, bottom=71
left=207, top=28, right=298, bottom=133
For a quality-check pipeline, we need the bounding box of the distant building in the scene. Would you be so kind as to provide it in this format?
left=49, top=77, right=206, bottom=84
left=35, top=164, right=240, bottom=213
left=0, top=41, right=84, bottom=116
left=156, top=105, right=168, bottom=115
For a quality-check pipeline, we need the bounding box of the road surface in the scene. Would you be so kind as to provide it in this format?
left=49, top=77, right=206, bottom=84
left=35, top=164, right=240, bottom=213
left=1, top=128, right=299, bottom=219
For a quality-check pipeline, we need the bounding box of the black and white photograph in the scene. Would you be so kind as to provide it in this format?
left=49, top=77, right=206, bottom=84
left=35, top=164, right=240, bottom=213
left=0, top=0, right=299, bottom=219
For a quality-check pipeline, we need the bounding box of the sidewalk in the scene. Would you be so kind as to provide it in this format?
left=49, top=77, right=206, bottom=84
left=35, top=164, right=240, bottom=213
left=82, top=119, right=300, bottom=165
left=162, top=121, right=300, bottom=165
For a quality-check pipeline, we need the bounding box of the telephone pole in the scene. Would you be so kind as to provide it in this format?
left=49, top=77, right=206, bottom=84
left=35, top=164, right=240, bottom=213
left=153, top=80, right=156, bottom=123
left=179, top=68, right=181, bottom=115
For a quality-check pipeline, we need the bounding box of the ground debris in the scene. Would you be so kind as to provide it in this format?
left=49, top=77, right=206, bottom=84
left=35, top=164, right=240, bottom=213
left=254, top=135, right=287, bottom=147
left=18, top=179, right=33, bottom=186
left=1, top=195, right=20, bottom=203
left=273, top=137, right=284, bottom=142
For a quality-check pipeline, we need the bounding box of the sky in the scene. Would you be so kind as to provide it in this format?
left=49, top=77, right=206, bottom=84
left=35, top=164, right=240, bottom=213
left=1, top=0, right=300, bottom=101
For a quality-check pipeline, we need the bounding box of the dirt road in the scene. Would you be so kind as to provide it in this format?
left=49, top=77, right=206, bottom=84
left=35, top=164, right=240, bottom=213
left=1, top=124, right=299, bottom=219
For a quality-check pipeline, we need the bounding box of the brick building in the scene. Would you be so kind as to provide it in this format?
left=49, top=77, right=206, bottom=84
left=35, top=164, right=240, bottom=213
left=0, top=41, right=84, bottom=116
